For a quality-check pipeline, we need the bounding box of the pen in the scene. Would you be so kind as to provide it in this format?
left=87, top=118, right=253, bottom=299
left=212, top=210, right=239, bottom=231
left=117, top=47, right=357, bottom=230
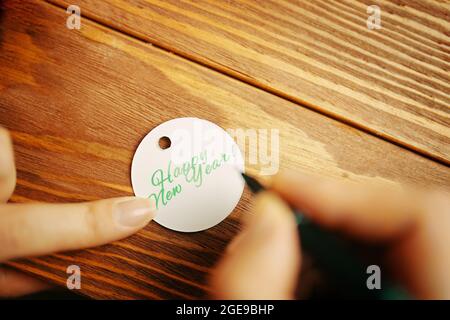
left=241, top=172, right=411, bottom=300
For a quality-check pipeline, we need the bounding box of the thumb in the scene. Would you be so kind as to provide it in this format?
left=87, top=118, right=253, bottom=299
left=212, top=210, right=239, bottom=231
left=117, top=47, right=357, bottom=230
left=0, top=127, right=16, bottom=202
left=0, top=197, right=156, bottom=262
left=211, top=192, right=300, bottom=299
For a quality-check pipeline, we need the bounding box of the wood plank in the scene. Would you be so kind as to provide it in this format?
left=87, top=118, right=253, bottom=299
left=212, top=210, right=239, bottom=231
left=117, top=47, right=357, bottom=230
left=0, top=0, right=449, bottom=299
left=47, top=0, right=450, bottom=164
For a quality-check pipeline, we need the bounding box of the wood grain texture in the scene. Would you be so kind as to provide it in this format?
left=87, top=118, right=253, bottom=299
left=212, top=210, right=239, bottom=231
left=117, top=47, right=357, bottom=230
left=47, top=0, right=450, bottom=164
left=0, top=0, right=449, bottom=299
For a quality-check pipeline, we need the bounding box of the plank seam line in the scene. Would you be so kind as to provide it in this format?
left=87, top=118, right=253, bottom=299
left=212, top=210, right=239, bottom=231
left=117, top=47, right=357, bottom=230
left=44, top=0, right=449, bottom=167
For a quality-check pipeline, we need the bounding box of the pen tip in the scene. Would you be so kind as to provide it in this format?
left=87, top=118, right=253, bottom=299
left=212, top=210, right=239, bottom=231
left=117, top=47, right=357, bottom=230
left=241, top=172, right=265, bottom=193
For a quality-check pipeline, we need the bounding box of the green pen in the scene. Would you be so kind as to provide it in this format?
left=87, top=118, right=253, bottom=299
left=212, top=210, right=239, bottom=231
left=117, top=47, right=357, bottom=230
left=241, top=172, right=411, bottom=300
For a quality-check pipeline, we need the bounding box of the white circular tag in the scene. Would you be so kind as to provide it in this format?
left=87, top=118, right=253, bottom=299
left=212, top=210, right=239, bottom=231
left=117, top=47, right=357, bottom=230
left=131, top=118, right=245, bottom=232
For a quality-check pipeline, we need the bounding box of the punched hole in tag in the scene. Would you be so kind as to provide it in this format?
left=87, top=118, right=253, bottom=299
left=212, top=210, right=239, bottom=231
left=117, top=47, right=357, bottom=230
left=158, top=136, right=171, bottom=150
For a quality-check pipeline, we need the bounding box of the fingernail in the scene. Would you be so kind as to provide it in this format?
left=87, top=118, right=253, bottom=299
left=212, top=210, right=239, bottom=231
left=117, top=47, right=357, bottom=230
left=226, top=192, right=296, bottom=253
left=245, top=192, right=288, bottom=239
left=226, top=231, right=248, bottom=253
left=114, top=198, right=156, bottom=228
left=226, top=204, right=273, bottom=253
left=226, top=194, right=275, bottom=253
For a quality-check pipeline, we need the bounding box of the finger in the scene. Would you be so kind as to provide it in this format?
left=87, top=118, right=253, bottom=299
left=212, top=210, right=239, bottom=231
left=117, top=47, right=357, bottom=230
left=0, top=127, right=16, bottom=202
left=0, top=266, right=52, bottom=298
left=211, top=192, right=300, bottom=299
left=0, top=197, right=156, bottom=262
left=387, top=192, right=450, bottom=299
left=271, top=171, right=420, bottom=241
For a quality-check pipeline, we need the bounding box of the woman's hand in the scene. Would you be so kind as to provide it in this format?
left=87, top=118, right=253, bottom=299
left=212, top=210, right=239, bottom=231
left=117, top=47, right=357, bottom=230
left=211, top=171, right=450, bottom=299
left=0, top=127, right=156, bottom=297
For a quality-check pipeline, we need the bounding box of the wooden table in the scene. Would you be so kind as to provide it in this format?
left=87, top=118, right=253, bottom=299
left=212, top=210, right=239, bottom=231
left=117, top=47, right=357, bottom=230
left=0, top=0, right=448, bottom=299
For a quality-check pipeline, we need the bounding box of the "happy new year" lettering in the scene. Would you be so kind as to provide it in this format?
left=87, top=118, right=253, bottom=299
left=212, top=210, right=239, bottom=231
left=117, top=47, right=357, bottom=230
left=148, top=152, right=232, bottom=209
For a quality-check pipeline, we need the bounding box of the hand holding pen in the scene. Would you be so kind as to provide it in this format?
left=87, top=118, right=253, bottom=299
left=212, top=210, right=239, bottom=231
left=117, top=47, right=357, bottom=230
left=211, top=171, right=450, bottom=299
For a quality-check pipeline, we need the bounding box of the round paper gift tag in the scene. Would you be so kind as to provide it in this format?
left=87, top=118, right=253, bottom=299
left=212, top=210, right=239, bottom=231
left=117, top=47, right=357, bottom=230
left=131, top=117, right=245, bottom=232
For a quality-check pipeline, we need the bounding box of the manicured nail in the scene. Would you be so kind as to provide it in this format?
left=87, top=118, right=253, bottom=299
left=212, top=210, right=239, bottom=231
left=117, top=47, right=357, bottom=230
left=115, top=198, right=156, bottom=228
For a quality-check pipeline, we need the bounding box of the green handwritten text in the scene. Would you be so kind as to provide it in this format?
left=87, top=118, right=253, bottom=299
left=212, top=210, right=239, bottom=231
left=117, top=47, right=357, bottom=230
left=148, top=151, right=232, bottom=209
